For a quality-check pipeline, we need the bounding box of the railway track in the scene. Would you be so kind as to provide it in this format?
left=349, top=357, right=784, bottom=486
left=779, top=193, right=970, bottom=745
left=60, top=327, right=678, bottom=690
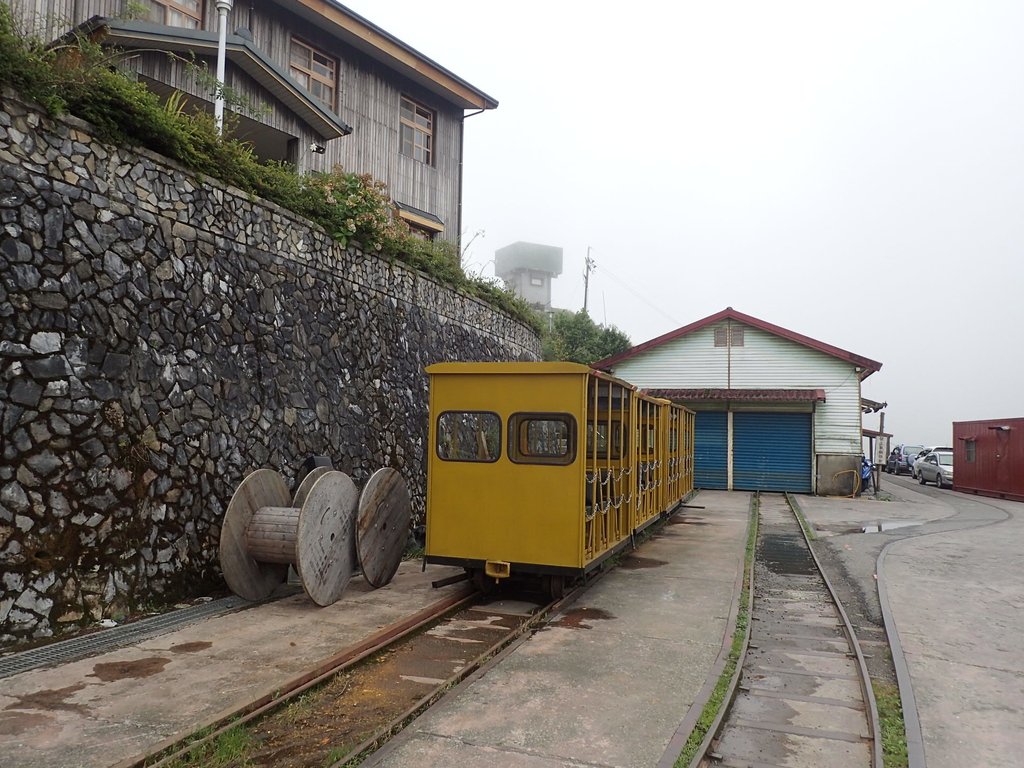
left=134, top=585, right=568, bottom=768
left=700, top=492, right=882, bottom=768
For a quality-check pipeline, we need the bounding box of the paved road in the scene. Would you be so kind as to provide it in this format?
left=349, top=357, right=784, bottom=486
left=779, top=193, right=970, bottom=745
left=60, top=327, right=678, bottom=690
left=798, top=477, right=1024, bottom=768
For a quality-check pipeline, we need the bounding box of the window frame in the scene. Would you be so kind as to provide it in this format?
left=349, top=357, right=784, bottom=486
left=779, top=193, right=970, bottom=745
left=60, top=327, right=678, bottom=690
left=435, top=410, right=502, bottom=463
left=508, top=412, right=577, bottom=466
left=965, top=440, right=976, bottom=462
left=714, top=325, right=744, bottom=347
left=289, top=37, right=338, bottom=112
left=149, top=0, right=203, bottom=28
left=400, top=95, right=435, bottom=165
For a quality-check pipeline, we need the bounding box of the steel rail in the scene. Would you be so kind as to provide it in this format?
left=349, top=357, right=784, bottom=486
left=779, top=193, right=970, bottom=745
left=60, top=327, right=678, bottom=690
left=331, top=583, right=586, bottom=767
left=685, top=492, right=882, bottom=768
left=787, top=492, right=883, bottom=768
left=873, top=476, right=1015, bottom=768
left=125, top=587, right=476, bottom=768
left=656, top=491, right=757, bottom=768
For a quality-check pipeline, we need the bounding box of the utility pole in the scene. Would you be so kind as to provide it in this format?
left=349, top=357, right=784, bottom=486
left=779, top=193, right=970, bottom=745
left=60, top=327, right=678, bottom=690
left=583, top=247, right=596, bottom=312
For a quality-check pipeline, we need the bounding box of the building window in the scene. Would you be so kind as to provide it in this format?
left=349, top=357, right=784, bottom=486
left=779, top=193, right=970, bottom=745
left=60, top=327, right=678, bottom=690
left=148, top=0, right=202, bottom=28
left=714, top=325, right=744, bottom=347
left=437, top=412, right=501, bottom=462
left=965, top=439, right=976, bottom=462
left=530, top=275, right=544, bottom=287
left=290, top=38, right=337, bottom=112
left=509, top=413, right=576, bottom=465
left=400, top=95, right=434, bottom=164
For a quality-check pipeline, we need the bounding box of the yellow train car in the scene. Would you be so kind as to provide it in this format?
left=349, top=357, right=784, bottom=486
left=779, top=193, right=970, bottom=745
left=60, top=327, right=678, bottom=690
left=425, top=362, right=695, bottom=595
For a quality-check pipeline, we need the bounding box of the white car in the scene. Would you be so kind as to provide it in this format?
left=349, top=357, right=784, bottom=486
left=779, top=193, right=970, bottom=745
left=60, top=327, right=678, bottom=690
left=911, top=446, right=952, bottom=478
left=918, top=451, right=954, bottom=488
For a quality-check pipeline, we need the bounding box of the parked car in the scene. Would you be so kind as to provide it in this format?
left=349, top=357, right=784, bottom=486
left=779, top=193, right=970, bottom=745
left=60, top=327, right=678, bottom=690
left=886, top=444, right=925, bottom=475
left=912, top=446, right=953, bottom=479
left=918, top=451, right=954, bottom=488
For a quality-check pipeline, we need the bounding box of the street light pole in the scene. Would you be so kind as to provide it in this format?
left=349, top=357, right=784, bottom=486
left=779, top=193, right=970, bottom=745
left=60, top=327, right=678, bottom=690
left=214, top=0, right=233, bottom=135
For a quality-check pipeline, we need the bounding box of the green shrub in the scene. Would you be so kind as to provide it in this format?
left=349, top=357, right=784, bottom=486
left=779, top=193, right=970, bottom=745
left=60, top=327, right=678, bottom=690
left=0, top=7, right=541, bottom=333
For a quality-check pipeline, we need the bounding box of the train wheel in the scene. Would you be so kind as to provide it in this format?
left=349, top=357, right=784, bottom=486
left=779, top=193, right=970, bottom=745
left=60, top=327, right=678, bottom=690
left=470, top=569, right=495, bottom=596
left=544, top=575, right=567, bottom=601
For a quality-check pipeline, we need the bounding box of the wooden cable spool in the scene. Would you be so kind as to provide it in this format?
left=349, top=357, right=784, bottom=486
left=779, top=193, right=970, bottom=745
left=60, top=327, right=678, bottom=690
left=220, top=468, right=358, bottom=606
left=356, top=468, right=412, bottom=588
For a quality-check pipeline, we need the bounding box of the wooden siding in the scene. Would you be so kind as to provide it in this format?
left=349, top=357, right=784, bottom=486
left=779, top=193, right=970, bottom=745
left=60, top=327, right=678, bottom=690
left=610, top=321, right=863, bottom=456
left=17, top=1, right=464, bottom=243
left=240, top=3, right=463, bottom=242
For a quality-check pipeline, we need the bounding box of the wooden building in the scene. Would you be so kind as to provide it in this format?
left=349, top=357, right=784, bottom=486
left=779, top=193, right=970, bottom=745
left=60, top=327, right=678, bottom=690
left=14, top=0, right=498, bottom=244
left=595, top=308, right=883, bottom=495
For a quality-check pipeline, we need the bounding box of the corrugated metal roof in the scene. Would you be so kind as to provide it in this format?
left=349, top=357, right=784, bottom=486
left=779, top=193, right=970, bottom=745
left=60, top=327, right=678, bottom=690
left=646, top=388, right=827, bottom=403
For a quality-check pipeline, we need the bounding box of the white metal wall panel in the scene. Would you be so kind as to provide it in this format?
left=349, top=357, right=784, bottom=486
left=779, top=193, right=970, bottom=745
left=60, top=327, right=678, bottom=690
left=611, top=321, right=862, bottom=458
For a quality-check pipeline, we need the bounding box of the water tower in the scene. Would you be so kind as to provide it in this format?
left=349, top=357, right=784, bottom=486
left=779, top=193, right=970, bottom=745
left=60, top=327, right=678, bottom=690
left=494, top=242, right=563, bottom=311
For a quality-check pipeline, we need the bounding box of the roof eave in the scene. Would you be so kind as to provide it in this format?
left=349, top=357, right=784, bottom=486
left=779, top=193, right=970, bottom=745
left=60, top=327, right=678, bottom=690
left=281, top=0, right=498, bottom=111
left=83, top=18, right=352, bottom=140
left=595, top=307, right=883, bottom=375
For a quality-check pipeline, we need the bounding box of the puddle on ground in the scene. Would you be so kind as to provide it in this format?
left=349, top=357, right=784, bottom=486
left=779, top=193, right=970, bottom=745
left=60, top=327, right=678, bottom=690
left=860, top=519, right=922, bottom=534
left=90, top=657, right=170, bottom=682
left=551, top=607, right=615, bottom=630
left=669, top=517, right=709, bottom=525
left=5, top=683, right=87, bottom=714
left=170, top=641, right=212, bottom=654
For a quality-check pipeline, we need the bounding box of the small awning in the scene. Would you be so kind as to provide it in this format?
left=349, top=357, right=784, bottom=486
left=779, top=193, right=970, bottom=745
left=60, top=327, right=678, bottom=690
left=646, top=388, right=826, bottom=403
left=395, top=201, right=444, bottom=233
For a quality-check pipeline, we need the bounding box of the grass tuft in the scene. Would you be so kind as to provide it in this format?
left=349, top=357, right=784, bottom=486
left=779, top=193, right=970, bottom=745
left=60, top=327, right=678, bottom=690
left=873, top=680, right=909, bottom=768
left=674, top=494, right=758, bottom=767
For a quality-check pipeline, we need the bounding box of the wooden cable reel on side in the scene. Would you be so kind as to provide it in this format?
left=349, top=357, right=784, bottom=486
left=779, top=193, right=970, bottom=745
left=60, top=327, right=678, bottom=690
left=220, top=465, right=411, bottom=606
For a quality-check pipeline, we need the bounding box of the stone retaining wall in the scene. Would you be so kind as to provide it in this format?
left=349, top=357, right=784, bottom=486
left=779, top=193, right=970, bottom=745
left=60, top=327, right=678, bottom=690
left=0, top=92, right=540, bottom=645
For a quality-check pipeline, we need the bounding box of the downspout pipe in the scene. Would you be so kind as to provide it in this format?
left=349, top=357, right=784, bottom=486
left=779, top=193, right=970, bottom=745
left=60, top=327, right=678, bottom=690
left=214, top=0, right=233, bottom=135
left=457, top=107, right=486, bottom=255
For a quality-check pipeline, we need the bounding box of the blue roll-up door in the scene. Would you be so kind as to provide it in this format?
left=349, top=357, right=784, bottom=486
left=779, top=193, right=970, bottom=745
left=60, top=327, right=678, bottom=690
left=733, top=412, right=812, bottom=492
left=694, top=411, right=728, bottom=489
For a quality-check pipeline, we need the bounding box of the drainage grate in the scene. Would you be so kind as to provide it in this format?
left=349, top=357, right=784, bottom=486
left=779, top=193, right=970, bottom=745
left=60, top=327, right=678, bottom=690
left=0, top=596, right=254, bottom=679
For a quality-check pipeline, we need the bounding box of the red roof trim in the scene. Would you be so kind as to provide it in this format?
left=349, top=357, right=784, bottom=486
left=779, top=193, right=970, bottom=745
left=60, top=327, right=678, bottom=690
left=645, top=388, right=827, bottom=403
left=594, top=307, right=882, bottom=378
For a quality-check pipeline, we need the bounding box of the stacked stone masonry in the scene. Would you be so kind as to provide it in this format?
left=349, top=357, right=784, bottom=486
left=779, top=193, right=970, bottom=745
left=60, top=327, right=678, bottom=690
left=0, top=91, right=540, bottom=645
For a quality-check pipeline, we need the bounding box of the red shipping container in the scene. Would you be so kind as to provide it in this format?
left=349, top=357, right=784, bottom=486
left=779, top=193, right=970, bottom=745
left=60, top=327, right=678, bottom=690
left=953, top=418, right=1024, bottom=502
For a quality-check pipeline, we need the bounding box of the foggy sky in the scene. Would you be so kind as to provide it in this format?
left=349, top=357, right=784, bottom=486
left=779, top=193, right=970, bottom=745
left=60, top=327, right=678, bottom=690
left=345, top=0, right=1024, bottom=448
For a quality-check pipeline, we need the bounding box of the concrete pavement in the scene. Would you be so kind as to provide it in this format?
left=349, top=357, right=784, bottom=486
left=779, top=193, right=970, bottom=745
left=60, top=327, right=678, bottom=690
left=797, top=477, right=1024, bottom=768
left=365, top=490, right=751, bottom=768
left=0, top=560, right=466, bottom=768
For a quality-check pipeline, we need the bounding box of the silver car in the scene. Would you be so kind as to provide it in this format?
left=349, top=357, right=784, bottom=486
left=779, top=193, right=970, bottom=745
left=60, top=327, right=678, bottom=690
left=912, top=446, right=953, bottom=478
left=917, top=451, right=954, bottom=488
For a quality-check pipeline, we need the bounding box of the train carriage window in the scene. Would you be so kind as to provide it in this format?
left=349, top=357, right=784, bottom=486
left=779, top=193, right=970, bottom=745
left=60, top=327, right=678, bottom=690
left=509, top=413, right=577, bottom=465
left=437, top=411, right=501, bottom=462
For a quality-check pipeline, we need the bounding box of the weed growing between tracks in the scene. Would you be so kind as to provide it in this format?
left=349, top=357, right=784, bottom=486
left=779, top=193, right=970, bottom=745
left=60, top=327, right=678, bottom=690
left=873, top=681, right=909, bottom=768
left=785, top=492, right=817, bottom=541
left=674, top=495, right=759, bottom=767
left=162, top=726, right=252, bottom=768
